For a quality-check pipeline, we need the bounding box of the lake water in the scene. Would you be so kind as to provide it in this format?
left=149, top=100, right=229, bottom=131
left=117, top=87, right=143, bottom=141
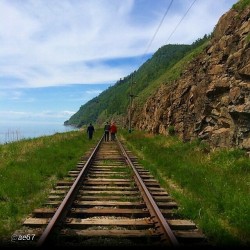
left=0, top=121, right=78, bottom=144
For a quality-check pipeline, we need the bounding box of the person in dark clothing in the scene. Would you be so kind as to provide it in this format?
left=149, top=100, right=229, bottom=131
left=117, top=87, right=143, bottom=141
left=104, top=122, right=110, bottom=142
left=87, top=123, right=95, bottom=140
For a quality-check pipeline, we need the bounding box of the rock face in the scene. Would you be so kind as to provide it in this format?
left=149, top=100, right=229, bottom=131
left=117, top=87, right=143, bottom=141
left=133, top=6, right=250, bottom=149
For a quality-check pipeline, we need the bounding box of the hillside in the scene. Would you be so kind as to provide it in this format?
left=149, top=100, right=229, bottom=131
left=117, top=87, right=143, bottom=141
left=64, top=40, right=208, bottom=128
left=133, top=0, right=250, bottom=149
left=65, top=0, right=250, bottom=150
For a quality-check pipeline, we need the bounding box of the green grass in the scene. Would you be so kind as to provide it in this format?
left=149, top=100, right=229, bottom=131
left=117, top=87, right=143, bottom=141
left=246, top=32, right=250, bottom=43
left=1, top=128, right=249, bottom=246
left=136, top=41, right=209, bottom=107
left=233, top=0, right=250, bottom=11
left=0, top=129, right=102, bottom=242
left=120, top=130, right=250, bottom=246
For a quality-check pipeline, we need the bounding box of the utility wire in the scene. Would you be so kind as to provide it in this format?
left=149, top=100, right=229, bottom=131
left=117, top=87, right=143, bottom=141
left=139, top=0, right=197, bottom=68
left=137, top=0, right=174, bottom=68
left=166, top=0, right=197, bottom=43
left=143, top=0, right=174, bottom=58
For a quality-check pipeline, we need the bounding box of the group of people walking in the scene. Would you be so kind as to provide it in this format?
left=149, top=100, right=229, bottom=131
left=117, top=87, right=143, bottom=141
left=86, top=121, right=117, bottom=141
left=104, top=121, right=117, bottom=141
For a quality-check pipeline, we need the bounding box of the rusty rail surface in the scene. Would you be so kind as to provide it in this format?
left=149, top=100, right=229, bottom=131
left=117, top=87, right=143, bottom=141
left=37, top=135, right=104, bottom=246
left=117, top=139, right=179, bottom=246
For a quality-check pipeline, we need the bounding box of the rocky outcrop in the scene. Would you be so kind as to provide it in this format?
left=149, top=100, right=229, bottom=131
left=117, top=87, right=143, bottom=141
left=133, top=6, right=250, bottom=149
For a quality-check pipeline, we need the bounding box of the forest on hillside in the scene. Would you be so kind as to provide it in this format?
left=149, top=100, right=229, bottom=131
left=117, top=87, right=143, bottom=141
left=64, top=35, right=209, bottom=128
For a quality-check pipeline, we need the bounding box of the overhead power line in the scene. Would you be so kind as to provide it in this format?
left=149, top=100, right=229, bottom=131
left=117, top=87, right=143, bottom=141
left=165, top=0, right=197, bottom=43
left=139, top=0, right=197, bottom=68
left=143, top=0, right=174, bottom=57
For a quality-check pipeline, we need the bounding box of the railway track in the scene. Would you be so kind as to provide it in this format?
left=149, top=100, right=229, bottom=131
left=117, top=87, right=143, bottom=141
left=12, top=136, right=207, bottom=247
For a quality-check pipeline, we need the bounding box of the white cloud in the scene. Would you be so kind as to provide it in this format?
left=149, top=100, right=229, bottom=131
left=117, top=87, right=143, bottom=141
left=9, top=90, right=23, bottom=100
left=0, top=109, right=76, bottom=121
left=149, top=0, right=237, bottom=47
left=61, top=110, right=76, bottom=116
left=0, top=111, right=28, bottom=117
left=85, top=89, right=106, bottom=95
left=0, top=0, right=237, bottom=89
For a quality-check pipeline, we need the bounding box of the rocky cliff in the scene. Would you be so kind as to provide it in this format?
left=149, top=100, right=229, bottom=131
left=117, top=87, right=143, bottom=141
left=133, top=5, right=250, bottom=149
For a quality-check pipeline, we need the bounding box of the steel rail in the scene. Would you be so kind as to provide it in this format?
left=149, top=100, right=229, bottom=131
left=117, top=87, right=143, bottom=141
left=116, top=137, right=179, bottom=246
left=36, top=135, right=104, bottom=247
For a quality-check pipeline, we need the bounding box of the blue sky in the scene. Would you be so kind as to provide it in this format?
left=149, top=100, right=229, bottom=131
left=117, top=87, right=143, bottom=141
left=0, top=0, right=238, bottom=125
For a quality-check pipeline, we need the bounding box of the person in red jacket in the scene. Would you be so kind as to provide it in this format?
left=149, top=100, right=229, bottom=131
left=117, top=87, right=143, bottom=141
left=110, top=122, right=117, bottom=141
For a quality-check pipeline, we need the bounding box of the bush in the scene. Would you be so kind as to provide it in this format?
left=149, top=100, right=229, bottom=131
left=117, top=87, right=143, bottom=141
left=168, top=125, right=175, bottom=135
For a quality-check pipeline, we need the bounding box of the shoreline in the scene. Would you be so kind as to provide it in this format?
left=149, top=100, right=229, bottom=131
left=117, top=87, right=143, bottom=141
left=0, top=123, right=77, bottom=144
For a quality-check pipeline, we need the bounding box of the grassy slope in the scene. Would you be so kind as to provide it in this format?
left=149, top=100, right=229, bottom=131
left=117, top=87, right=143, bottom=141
left=65, top=44, right=198, bottom=127
left=0, top=129, right=102, bottom=243
left=135, top=41, right=209, bottom=107
left=120, top=130, right=250, bottom=246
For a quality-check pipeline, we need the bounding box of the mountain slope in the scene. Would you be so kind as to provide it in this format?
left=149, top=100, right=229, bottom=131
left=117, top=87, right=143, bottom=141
left=132, top=1, right=250, bottom=149
left=64, top=41, right=208, bottom=127
left=65, top=0, right=250, bottom=150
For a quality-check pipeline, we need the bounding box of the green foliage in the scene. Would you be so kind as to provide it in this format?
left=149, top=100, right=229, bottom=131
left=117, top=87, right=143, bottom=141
left=65, top=36, right=210, bottom=127
left=233, top=0, right=250, bottom=11
left=137, top=40, right=209, bottom=106
left=246, top=32, right=250, bottom=43
left=168, top=125, right=175, bottom=135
